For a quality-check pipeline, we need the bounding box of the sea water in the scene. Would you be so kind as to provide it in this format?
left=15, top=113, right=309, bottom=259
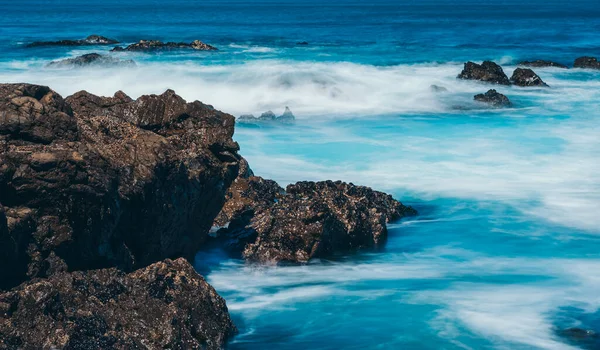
left=1, top=0, right=599, bottom=348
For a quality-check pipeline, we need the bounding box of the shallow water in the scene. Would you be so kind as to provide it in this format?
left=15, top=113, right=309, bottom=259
left=2, top=0, right=600, bottom=348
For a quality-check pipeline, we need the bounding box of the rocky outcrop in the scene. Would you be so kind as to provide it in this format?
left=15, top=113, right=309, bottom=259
left=111, top=40, right=217, bottom=52
left=0, top=83, right=244, bottom=289
left=26, top=35, right=119, bottom=48
left=510, top=68, right=549, bottom=87
left=47, top=53, right=136, bottom=68
left=474, top=89, right=512, bottom=108
left=518, top=60, right=568, bottom=69
left=0, top=258, right=236, bottom=349
left=238, top=107, right=296, bottom=124
left=221, top=180, right=417, bottom=263
left=457, top=61, right=510, bottom=85
left=573, top=56, right=600, bottom=70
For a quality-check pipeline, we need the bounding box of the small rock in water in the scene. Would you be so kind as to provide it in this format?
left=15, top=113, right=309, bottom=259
left=237, top=107, right=295, bottom=124
left=296, top=41, right=309, bottom=45
left=458, top=61, right=510, bottom=85
left=430, top=84, right=448, bottom=93
left=474, top=89, right=512, bottom=108
left=259, top=110, right=277, bottom=121
left=518, top=60, right=568, bottom=69
left=26, top=35, right=119, bottom=47
left=510, top=68, right=549, bottom=87
left=46, top=53, right=136, bottom=68
left=573, top=56, right=600, bottom=70
left=111, top=39, right=218, bottom=52
left=278, top=106, right=295, bottom=123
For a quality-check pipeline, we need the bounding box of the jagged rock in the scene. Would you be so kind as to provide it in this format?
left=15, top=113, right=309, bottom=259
left=111, top=39, right=217, bottom=52
left=0, top=83, right=244, bottom=289
left=457, top=61, right=510, bottom=85
left=0, top=258, right=236, bottom=349
left=518, top=60, right=568, bottom=69
left=237, top=108, right=295, bottom=124
left=46, top=53, right=136, bottom=68
left=26, top=35, right=119, bottom=48
left=241, top=180, right=417, bottom=263
left=474, top=89, right=512, bottom=108
left=259, top=110, right=276, bottom=121
left=430, top=85, right=448, bottom=93
left=278, top=106, right=295, bottom=123
left=510, top=68, right=549, bottom=87
left=573, top=56, right=600, bottom=70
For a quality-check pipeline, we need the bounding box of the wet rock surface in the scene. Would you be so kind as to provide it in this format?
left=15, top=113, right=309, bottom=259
left=0, top=258, right=236, bottom=350
left=26, top=35, right=119, bottom=48
left=474, top=89, right=512, bottom=108
left=510, top=68, right=549, bottom=87
left=573, top=56, right=600, bottom=70
left=111, top=39, right=217, bottom=52
left=237, top=180, right=417, bottom=263
left=518, top=60, right=568, bottom=69
left=0, top=83, right=244, bottom=289
left=47, top=53, right=136, bottom=68
left=457, top=61, right=510, bottom=85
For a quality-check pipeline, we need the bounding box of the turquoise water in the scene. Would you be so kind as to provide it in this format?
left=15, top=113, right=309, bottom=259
left=2, top=1, right=600, bottom=348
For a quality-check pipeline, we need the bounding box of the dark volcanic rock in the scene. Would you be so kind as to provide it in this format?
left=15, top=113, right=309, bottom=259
left=47, top=53, right=136, bottom=68
left=237, top=107, right=296, bottom=124
left=573, top=56, right=600, bottom=70
left=111, top=39, right=217, bottom=52
left=241, top=180, right=417, bottom=263
left=474, top=89, right=512, bottom=108
left=510, top=68, right=549, bottom=87
left=0, top=83, right=244, bottom=289
left=518, top=60, right=568, bottom=69
left=457, top=61, right=510, bottom=85
left=0, top=258, right=236, bottom=349
left=26, top=35, right=119, bottom=48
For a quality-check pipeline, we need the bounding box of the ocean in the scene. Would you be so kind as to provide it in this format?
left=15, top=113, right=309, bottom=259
left=1, top=0, right=599, bottom=348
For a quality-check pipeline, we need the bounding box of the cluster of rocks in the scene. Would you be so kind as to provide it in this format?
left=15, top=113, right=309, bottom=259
left=47, top=53, right=136, bottom=68
left=0, top=83, right=415, bottom=348
left=111, top=39, right=218, bottom=52
left=518, top=56, right=600, bottom=70
left=238, top=106, right=296, bottom=124
left=25, top=35, right=119, bottom=48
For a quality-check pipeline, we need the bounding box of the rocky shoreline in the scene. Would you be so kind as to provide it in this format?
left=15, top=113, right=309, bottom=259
left=0, top=83, right=416, bottom=348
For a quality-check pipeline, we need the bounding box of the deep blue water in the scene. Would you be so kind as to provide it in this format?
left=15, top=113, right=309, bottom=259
left=2, top=1, right=600, bottom=348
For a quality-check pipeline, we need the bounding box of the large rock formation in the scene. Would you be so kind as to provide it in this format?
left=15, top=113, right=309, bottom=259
left=26, top=35, right=119, bottom=48
left=111, top=40, right=217, bottom=52
left=457, top=61, right=510, bottom=85
left=0, top=83, right=244, bottom=289
left=510, top=68, right=549, bottom=87
left=518, top=60, right=568, bottom=69
left=573, top=56, right=600, bottom=70
left=474, top=89, right=512, bottom=108
left=47, top=53, right=136, bottom=68
left=214, top=179, right=417, bottom=263
left=0, top=258, right=236, bottom=349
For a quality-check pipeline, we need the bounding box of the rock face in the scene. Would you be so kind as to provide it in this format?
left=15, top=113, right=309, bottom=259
left=510, top=68, right=549, bottom=87
left=238, top=107, right=296, bottom=124
left=0, top=83, right=244, bottom=289
left=457, top=61, right=510, bottom=85
left=26, top=35, right=119, bottom=48
left=0, top=258, right=236, bottom=349
left=573, top=56, right=600, bottom=70
left=111, top=40, right=217, bottom=52
left=518, top=60, right=568, bottom=69
left=474, top=89, right=512, bottom=108
left=217, top=180, right=417, bottom=263
left=47, top=53, right=136, bottom=68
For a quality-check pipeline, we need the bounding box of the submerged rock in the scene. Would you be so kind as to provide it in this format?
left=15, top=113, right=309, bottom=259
left=573, top=56, right=600, bottom=70
left=26, top=35, right=119, bottom=48
left=237, top=107, right=296, bottom=124
left=430, top=84, right=449, bottom=93
left=111, top=39, right=217, bottom=52
left=296, top=41, right=309, bottom=45
left=46, top=53, right=136, bottom=68
left=0, top=83, right=244, bottom=289
left=558, top=327, right=600, bottom=348
left=510, top=68, right=549, bottom=87
left=474, top=89, right=512, bottom=108
left=239, top=180, right=417, bottom=263
left=518, top=60, right=568, bottom=69
left=457, top=61, right=510, bottom=85
left=0, top=258, right=236, bottom=349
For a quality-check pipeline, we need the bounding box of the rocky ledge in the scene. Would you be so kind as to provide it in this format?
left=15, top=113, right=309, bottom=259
left=111, top=40, right=218, bottom=52
left=0, top=258, right=236, bottom=349
left=0, top=83, right=244, bottom=290
left=457, top=61, right=510, bottom=85
left=26, top=35, right=119, bottom=48
left=510, top=68, right=549, bottom=87
left=47, top=53, right=136, bottom=68
left=518, top=60, right=568, bottom=69
left=214, top=178, right=417, bottom=263
left=474, top=89, right=512, bottom=108
left=573, top=56, right=600, bottom=70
